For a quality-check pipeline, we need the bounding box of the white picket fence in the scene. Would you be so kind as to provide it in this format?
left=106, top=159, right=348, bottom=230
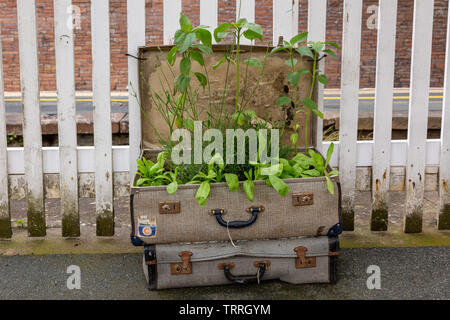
left=0, top=0, right=449, bottom=238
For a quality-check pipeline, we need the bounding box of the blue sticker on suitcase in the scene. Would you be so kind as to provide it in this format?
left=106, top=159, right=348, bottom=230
left=138, top=217, right=157, bottom=238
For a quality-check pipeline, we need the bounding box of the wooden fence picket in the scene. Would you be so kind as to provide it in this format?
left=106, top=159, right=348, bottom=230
left=273, top=0, right=299, bottom=45
left=371, top=0, right=398, bottom=231
left=404, top=0, right=434, bottom=233
left=0, top=24, right=12, bottom=239
left=164, top=0, right=182, bottom=45
left=439, top=2, right=450, bottom=230
left=338, top=0, right=363, bottom=231
left=237, top=0, right=255, bottom=45
left=17, top=0, right=46, bottom=237
left=91, top=0, right=114, bottom=236
left=128, top=0, right=146, bottom=184
left=54, top=0, right=80, bottom=237
left=200, top=0, right=218, bottom=43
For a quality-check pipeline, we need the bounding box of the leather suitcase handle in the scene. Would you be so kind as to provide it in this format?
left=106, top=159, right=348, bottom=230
left=222, top=263, right=267, bottom=284
left=211, top=206, right=264, bottom=229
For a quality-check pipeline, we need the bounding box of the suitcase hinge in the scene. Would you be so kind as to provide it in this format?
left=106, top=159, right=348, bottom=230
left=171, top=251, right=193, bottom=275
left=294, top=246, right=317, bottom=268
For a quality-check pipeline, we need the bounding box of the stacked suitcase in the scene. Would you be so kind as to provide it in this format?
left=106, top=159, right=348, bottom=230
left=130, top=46, right=343, bottom=290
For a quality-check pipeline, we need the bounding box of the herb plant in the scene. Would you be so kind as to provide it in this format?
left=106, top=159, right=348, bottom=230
left=273, top=34, right=339, bottom=153
left=213, top=18, right=264, bottom=125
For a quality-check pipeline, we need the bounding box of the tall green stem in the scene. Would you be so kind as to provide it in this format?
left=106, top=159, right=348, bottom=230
left=235, top=30, right=241, bottom=113
left=305, top=51, right=318, bottom=154
left=290, top=52, right=298, bottom=153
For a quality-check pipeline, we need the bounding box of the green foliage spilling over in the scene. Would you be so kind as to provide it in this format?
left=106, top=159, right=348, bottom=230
left=136, top=143, right=337, bottom=206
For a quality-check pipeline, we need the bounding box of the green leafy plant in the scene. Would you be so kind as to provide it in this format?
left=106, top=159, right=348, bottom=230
left=272, top=33, right=339, bottom=154
left=135, top=13, right=214, bottom=145
left=214, top=17, right=263, bottom=124
left=135, top=151, right=182, bottom=195
left=16, top=219, right=27, bottom=229
left=188, top=154, right=239, bottom=206
left=280, top=143, right=338, bottom=194
left=7, top=131, right=23, bottom=147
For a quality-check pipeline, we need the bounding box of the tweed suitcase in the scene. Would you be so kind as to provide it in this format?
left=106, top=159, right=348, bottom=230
left=131, top=176, right=342, bottom=245
left=142, top=236, right=340, bottom=290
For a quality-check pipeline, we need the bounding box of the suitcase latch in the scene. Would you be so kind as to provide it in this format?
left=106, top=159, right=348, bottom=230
left=171, top=251, right=193, bottom=275
left=292, top=193, right=314, bottom=206
left=294, top=246, right=317, bottom=268
left=159, top=201, right=181, bottom=214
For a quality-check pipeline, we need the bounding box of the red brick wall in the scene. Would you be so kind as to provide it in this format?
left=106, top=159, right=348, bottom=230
left=0, top=0, right=448, bottom=92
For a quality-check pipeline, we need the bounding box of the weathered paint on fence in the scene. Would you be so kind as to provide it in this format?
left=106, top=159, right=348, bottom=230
left=308, top=0, right=327, bottom=154
left=371, top=0, right=398, bottom=231
left=200, top=0, right=218, bottom=44
left=163, top=0, right=182, bottom=45
left=339, top=0, right=363, bottom=231
left=127, top=0, right=146, bottom=184
left=237, top=0, right=255, bottom=45
left=404, top=0, right=434, bottom=233
left=54, top=0, right=80, bottom=237
left=273, top=0, right=299, bottom=45
left=0, top=24, right=11, bottom=239
left=439, top=1, right=450, bottom=230
left=17, top=0, right=46, bottom=237
left=91, top=0, right=114, bottom=236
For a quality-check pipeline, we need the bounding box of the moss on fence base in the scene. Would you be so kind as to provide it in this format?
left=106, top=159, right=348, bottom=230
left=0, top=218, right=12, bottom=239
left=62, top=214, right=80, bottom=238
left=27, top=196, right=46, bottom=237
left=342, top=209, right=355, bottom=231
left=404, top=209, right=423, bottom=234
left=371, top=204, right=388, bottom=231
left=438, top=204, right=450, bottom=230
left=96, top=210, right=114, bottom=237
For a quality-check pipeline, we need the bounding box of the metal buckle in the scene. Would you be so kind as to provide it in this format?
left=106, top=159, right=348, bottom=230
left=171, top=251, right=193, bottom=275
left=292, top=192, right=314, bottom=206
left=294, top=246, right=317, bottom=268
left=159, top=201, right=181, bottom=214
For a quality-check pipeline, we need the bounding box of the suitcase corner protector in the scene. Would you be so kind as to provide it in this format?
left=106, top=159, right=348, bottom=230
left=327, top=222, right=343, bottom=236
left=131, top=234, right=145, bottom=247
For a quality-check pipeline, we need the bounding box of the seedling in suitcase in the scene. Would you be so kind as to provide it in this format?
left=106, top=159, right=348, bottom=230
left=188, top=154, right=240, bottom=206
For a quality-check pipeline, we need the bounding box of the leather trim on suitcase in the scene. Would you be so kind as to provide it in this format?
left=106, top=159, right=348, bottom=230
left=327, top=182, right=343, bottom=237
left=130, top=193, right=145, bottom=246
left=328, top=236, right=340, bottom=284
left=143, top=245, right=157, bottom=290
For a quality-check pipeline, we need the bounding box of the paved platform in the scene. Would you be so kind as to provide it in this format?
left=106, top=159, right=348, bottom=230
left=0, top=246, right=448, bottom=300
